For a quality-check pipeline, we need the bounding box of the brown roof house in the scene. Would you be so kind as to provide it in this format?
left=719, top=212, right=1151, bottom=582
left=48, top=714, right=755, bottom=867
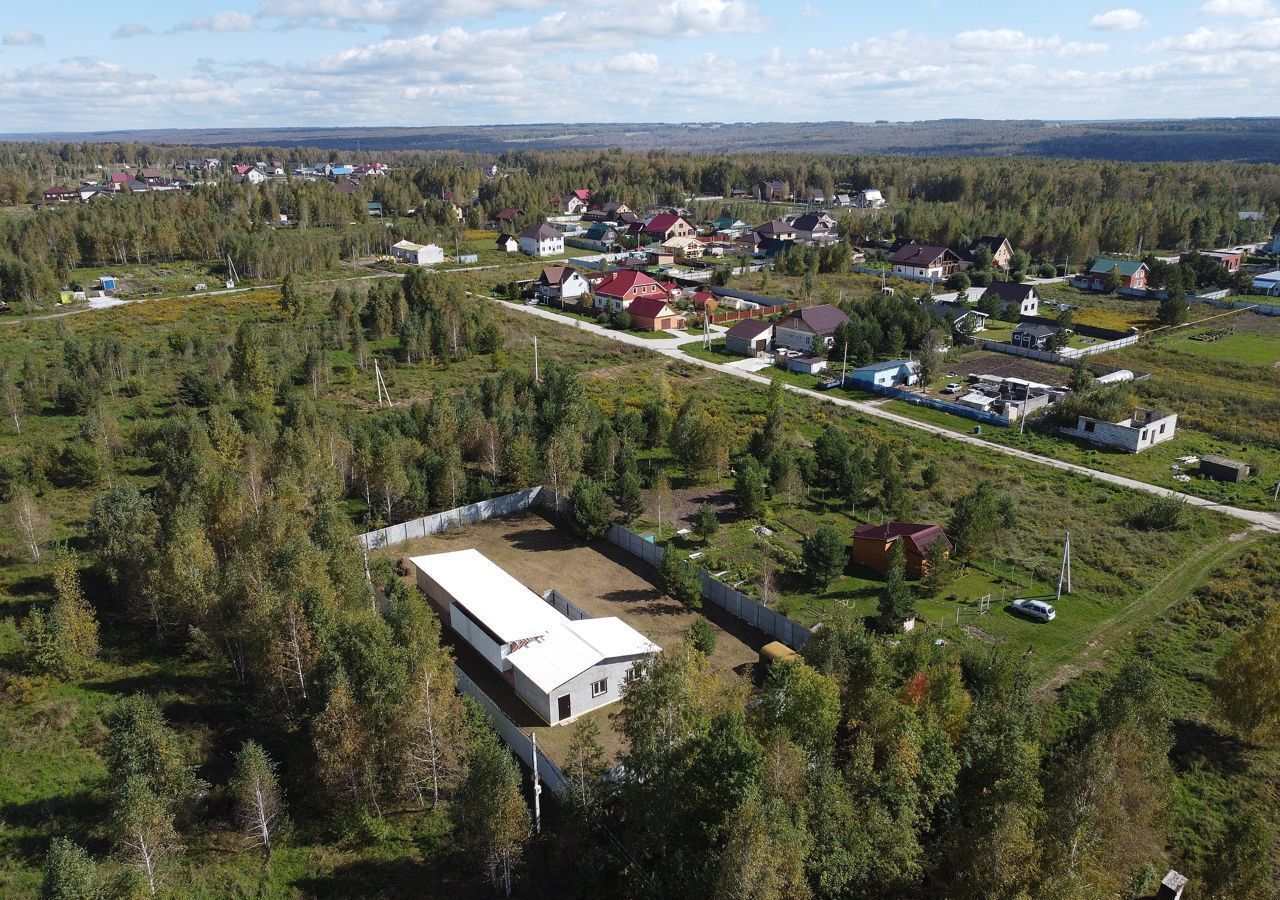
left=889, top=243, right=964, bottom=280
left=852, top=523, right=951, bottom=579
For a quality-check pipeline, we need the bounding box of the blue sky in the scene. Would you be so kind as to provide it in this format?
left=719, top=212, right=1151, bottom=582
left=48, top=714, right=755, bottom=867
left=1, top=0, right=1277, bottom=131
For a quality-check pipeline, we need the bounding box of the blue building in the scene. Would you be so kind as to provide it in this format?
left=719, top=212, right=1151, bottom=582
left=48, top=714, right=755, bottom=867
left=849, top=359, right=919, bottom=389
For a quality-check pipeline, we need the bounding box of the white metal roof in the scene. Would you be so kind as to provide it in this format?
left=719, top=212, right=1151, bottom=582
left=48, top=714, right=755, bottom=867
left=410, top=549, right=659, bottom=693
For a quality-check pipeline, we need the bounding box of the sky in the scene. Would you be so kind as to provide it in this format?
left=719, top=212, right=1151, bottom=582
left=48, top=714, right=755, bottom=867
left=0, top=0, right=1277, bottom=132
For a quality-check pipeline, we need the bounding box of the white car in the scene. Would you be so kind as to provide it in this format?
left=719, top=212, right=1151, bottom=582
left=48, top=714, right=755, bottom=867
left=944, top=383, right=963, bottom=394
left=1011, top=599, right=1056, bottom=622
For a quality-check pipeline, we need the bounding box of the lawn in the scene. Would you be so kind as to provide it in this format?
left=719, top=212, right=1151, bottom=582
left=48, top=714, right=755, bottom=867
left=1161, top=328, right=1280, bottom=368
left=679, top=338, right=735, bottom=363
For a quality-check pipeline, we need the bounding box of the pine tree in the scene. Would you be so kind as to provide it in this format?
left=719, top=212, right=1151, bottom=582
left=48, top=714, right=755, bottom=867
left=876, top=541, right=915, bottom=632
left=24, top=549, right=99, bottom=678
left=802, top=524, right=846, bottom=590
left=692, top=503, right=719, bottom=540
left=660, top=550, right=703, bottom=611
left=570, top=476, right=614, bottom=539
left=614, top=469, right=644, bottom=524
left=231, top=741, right=285, bottom=859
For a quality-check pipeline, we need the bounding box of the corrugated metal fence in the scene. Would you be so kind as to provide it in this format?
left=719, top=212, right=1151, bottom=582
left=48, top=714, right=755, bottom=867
left=605, top=523, right=813, bottom=650
left=543, top=588, right=592, bottom=621
left=453, top=665, right=567, bottom=793
left=359, top=487, right=545, bottom=550
left=860, top=383, right=1012, bottom=429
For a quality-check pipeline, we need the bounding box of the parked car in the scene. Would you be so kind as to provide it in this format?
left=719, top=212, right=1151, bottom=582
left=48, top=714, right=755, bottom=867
left=944, top=382, right=963, bottom=394
left=1011, top=599, right=1056, bottom=622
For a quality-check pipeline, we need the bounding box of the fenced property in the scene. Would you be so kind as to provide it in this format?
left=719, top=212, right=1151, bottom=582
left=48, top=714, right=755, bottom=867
left=855, top=382, right=1013, bottom=429
left=542, top=588, right=591, bottom=621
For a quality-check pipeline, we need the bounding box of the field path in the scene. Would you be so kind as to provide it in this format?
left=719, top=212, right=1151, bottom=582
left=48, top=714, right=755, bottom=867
left=1034, top=527, right=1263, bottom=697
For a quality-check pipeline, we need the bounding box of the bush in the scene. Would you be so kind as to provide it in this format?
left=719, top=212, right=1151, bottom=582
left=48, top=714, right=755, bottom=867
left=569, top=476, right=614, bottom=540
left=686, top=617, right=717, bottom=656
left=969, top=270, right=991, bottom=287
left=1038, top=263, right=1057, bottom=278
left=53, top=442, right=102, bottom=487
left=1128, top=494, right=1189, bottom=531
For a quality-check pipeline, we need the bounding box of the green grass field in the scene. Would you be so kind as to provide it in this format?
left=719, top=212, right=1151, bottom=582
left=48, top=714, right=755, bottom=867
left=1162, top=329, right=1280, bottom=367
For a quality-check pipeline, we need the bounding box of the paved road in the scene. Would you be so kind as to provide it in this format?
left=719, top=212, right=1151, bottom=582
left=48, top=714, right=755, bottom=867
left=480, top=293, right=1280, bottom=533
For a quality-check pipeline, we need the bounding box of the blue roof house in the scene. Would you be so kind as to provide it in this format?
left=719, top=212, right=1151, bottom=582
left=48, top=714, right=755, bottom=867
left=849, top=359, right=920, bottom=389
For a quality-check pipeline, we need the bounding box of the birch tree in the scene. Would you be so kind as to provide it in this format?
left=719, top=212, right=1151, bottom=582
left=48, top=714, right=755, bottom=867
left=231, top=741, right=285, bottom=859
left=1, top=360, right=21, bottom=433
left=6, top=486, right=50, bottom=562
left=454, top=734, right=531, bottom=897
left=403, top=650, right=466, bottom=808
left=112, top=776, right=178, bottom=898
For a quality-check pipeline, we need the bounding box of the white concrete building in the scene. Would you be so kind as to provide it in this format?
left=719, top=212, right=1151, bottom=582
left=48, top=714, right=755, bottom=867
left=391, top=240, right=445, bottom=266
left=1060, top=407, right=1178, bottom=453
left=519, top=223, right=565, bottom=257
left=411, top=550, right=659, bottom=725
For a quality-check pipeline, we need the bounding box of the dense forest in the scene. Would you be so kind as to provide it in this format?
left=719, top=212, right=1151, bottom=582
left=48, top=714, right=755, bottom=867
left=7, top=118, right=1280, bottom=162
left=1, top=143, right=1277, bottom=307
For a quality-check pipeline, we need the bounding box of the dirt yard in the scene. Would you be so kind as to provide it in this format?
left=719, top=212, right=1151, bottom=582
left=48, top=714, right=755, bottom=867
left=378, top=509, right=768, bottom=766
left=948, top=349, right=1128, bottom=386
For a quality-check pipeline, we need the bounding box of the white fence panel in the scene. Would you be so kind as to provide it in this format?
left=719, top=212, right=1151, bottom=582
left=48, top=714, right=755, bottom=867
left=453, top=665, right=566, bottom=793
left=359, top=487, right=545, bottom=550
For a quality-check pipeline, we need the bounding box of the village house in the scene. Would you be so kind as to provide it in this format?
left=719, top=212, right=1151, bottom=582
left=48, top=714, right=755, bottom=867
left=1060, top=407, right=1178, bottom=453
left=534, top=266, right=590, bottom=303
left=753, top=219, right=798, bottom=244
left=518, top=223, right=565, bottom=257
left=494, top=207, right=524, bottom=231
left=43, top=185, right=77, bottom=204
left=753, top=180, right=789, bottom=201
left=411, top=550, right=658, bottom=726
left=495, top=233, right=519, bottom=253
left=390, top=240, right=445, bottom=266
left=555, top=194, right=588, bottom=215
left=889, top=243, right=965, bottom=280
left=790, top=212, right=839, bottom=243
left=1085, top=258, right=1148, bottom=291
left=1011, top=322, right=1059, bottom=351
left=966, top=236, right=1014, bottom=270
left=712, top=214, right=750, bottom=235
left=981, top=281, right=1040, bottom=317
left=933, top=301, right=988, bottom=334
left=849, top=359, right=920, bottom=389
left=851, top=523, right=950, bottom=579
left=1186, top=250, right=1243, bottom=272
left=855, top=188, right=885, bottom=208
left=641, top=213, right=696, bottom=243
left=774, top=304, right=851, bottom=353
left=724, top=319, right=774, bottom=356
left=661, top=235, right=704, bottom=259
left=592, top=269, right=667, bottom=312
left=628, top=296, right=682, bottom=332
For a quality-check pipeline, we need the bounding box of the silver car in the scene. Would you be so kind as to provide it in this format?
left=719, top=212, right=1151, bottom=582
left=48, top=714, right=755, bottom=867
left=1011, top=599, right=1056, bottom=622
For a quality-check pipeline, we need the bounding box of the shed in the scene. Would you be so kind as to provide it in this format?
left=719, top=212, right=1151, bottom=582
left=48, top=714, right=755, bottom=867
left=759, top=641, right=799, bottom=666
left=725, top=318, right=774, bottom=356
left=849, top=359, right=920, bottom=389
left=411, top=550, right=658, bottom=725
left=782, top=355, right=828, bottom=376
left=1198, top=455, right=1252, bottom=482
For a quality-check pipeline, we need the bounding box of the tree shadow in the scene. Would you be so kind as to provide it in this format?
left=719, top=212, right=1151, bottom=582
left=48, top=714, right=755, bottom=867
left=1169, top=718, right=1248, bottom=777
left=0, top=788, right=111, bottom=865
left=293, top=854, right=478, bottom=899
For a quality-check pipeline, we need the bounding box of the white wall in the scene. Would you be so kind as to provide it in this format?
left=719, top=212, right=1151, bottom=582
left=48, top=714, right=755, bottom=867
left=547, top=657, right=641, bottom=724
left=775, top=324, right=824, bottom=352
left=449, top=604, right=507, bottom=672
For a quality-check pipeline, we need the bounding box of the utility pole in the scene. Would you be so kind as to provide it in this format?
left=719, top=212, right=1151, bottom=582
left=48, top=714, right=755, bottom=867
left=533, top=336, right=540, bottom=384
left=840, top=341, right=848, bottom=385
left=374, top=358, right=392, bottom=407
left=1056, top=530, right=1072, bottom=603
left=530, top=732, right=542, bottom=835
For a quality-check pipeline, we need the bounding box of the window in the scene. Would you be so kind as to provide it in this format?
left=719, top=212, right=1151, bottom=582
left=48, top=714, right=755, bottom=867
left=591, top=678, right=607, bottom=698
left=1141, top=429, right=1148, bottom=441
left=1159, top=423, right=1166, bottom=434
left=1084, top=421, right=1096, bottom=433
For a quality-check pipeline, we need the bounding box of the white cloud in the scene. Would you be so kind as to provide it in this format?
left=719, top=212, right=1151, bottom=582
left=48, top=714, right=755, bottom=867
left=258, top=0, right=568, bottom=28
left=1147, top=17, right=1280, bottom=51
left=606, top=52, right=660, bottom=74
left=1199, top=0, right=1276, bottom=15
left=2, top=28, right=46, bottom=46
left=952, top=29, right=1109, bottom=59
left=170, top=11, right=257, bottom=33
left=111, top=23, right=154, bottom=39
left=800, top=3, right=823, bottom=19
left=1089, top=8, right=1149, bottom=30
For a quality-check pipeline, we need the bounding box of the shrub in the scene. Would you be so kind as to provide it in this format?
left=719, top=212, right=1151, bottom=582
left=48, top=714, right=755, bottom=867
left=1128, top=494, right=1189, bottom=531
left=802, top=524, right=847, bottom=589
left=692, top=503, right=719, bottom=540
left=686, top=617, right=717, bottom=656
left=659, top=550, right=702, bottom=610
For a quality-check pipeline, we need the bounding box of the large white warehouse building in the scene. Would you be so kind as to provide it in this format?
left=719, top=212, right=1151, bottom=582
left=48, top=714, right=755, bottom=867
left=410, top=549, right=659, bottom=725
